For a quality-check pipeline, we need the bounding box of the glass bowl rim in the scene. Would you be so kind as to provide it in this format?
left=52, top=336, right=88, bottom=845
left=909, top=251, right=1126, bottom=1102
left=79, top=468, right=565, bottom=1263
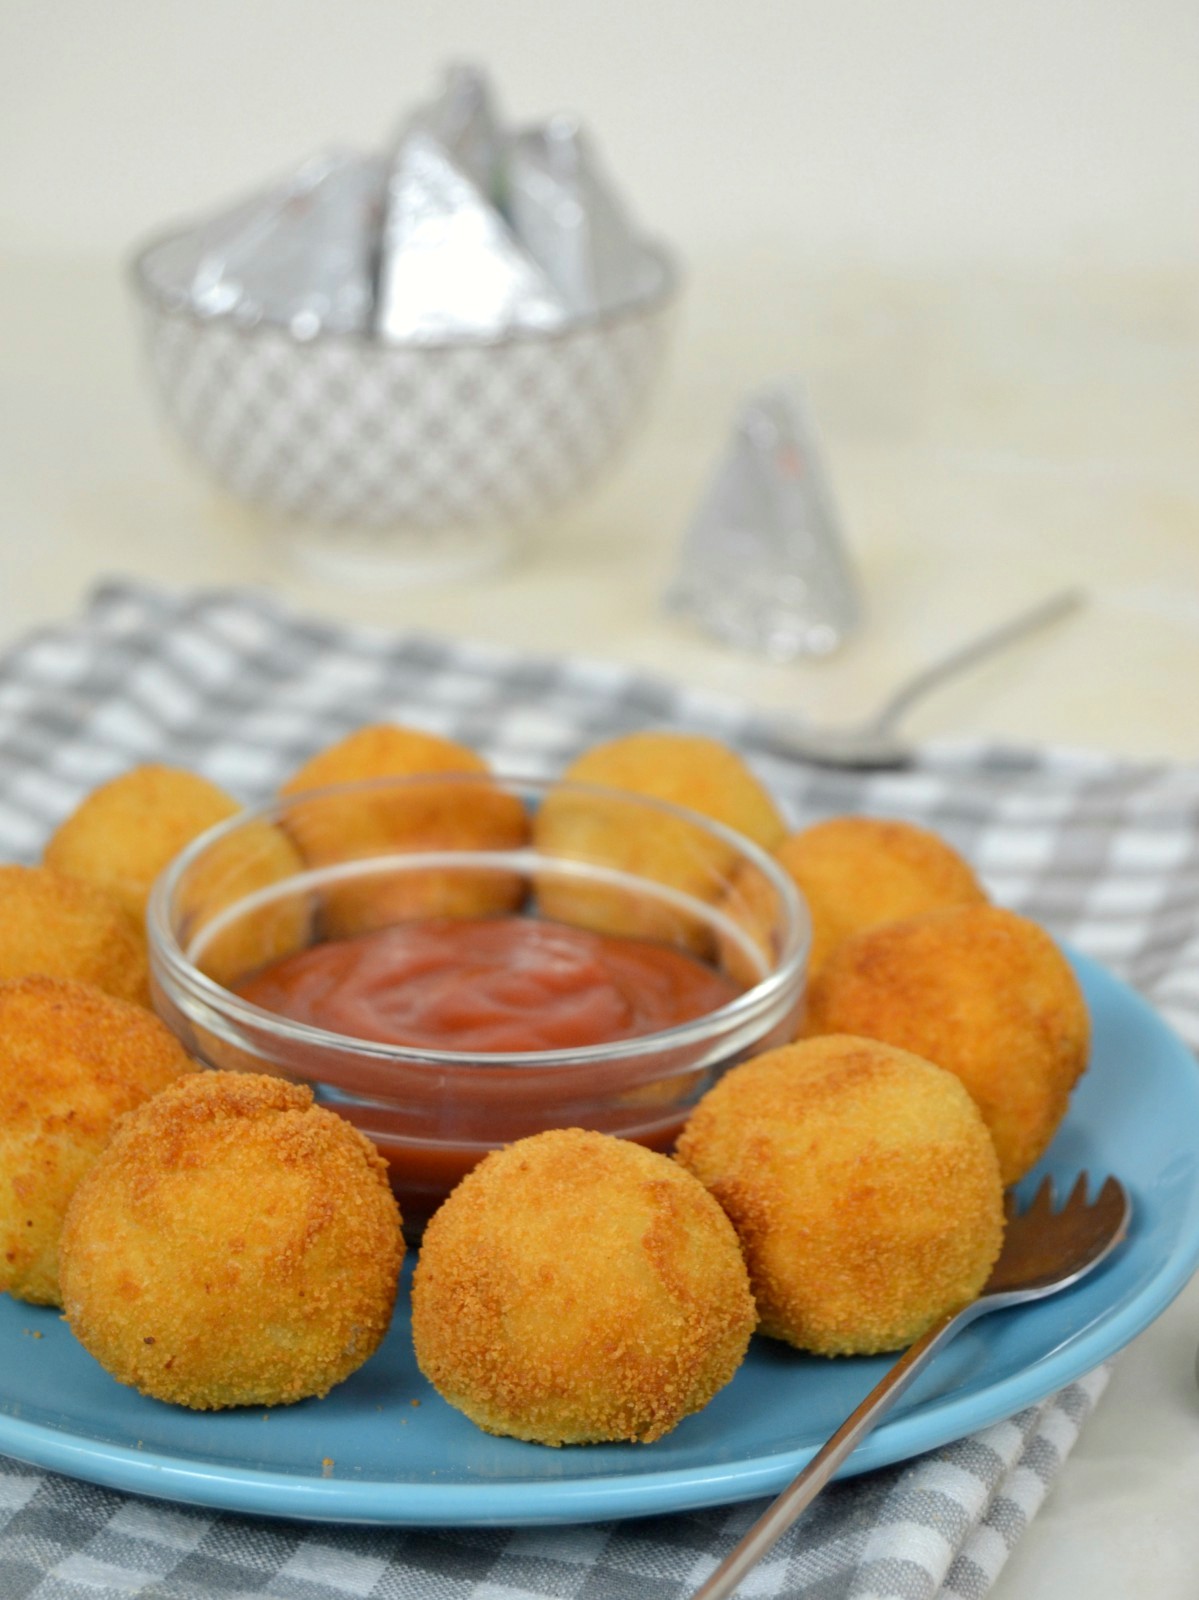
left=147, top=771, right=810, bottom=1072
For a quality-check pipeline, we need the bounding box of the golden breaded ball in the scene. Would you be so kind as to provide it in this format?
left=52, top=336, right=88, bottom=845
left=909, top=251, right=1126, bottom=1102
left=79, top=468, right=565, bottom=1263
left=534, top=733, right=786, bottom=953
left=0, top=865, right=150, bottom=1006
left=59, top=1072, right=404, bottom=1409
left=776, top=816, right=986, bottom=975
left=42, top=763, right=308, bottom=986
left=173, top=818, right=310, bottom=989
left=804, top=906, right=1090, bottom=1184
left=0, top=977, right=195, bottom=1305
left=280, top=725, right=528, bottom=938
left=412, top=1128, right=756, bottom=1445
left=44, top=765, right=241, bottom=921
left=720, top=815, right=986, bottom=986
left=676, top=1035, right=1004, bottom=1355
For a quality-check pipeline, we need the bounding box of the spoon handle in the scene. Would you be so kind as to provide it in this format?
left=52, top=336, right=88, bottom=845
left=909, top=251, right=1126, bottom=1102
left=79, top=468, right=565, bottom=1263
left=867, top=587, right=1085, bottom=736
left=690, top=1309, right=971, bottom=1600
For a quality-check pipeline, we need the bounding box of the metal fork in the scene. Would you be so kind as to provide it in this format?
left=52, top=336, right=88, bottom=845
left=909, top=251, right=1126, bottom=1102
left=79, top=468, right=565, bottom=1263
left=691, top=1173, right=1130, bottom=1600
left=766, top=587, right=1085, bottom=769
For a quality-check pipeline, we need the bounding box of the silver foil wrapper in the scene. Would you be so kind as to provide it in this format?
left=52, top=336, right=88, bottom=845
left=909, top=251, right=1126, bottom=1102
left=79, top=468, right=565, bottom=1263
left=409, top=62, right=505, bottom=204
left=373, top=127, right=566, bottom=342
left=665, top=386, right=862, bottom=659
left=505, top=117, right=663, bottom=317
left=139, top=150, right=382, bottom=337
left=141, top=63, right=664, bottom=344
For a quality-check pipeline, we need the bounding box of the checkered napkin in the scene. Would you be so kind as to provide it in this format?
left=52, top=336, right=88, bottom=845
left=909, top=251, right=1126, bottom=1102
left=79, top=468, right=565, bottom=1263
left=0, top=580, right=1196, bottom=1600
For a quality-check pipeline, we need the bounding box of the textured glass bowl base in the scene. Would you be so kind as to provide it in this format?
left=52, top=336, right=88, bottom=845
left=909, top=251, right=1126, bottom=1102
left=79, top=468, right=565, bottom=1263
left=278, top=520, right=516, bottom=589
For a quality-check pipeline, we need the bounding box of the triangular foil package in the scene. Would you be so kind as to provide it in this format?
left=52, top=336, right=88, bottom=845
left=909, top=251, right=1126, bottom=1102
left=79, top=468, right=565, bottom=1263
left=505, top=117, right=664, bottom=317
left=374, top=127, right=567, bottom=342
left=138, top=149, right=383, bottom=336
left=665, top=386, right=862, bottom=659
left=409, top=62, right=506, bottom=206
left=139, top=63, right=666, bottom=344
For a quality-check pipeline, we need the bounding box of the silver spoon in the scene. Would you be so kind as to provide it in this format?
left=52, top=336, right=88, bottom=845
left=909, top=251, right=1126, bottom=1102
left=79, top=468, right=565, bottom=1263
left=767, top=587, right=1085, bottom=769
left=690, top=1172, right=1130, bottom=1600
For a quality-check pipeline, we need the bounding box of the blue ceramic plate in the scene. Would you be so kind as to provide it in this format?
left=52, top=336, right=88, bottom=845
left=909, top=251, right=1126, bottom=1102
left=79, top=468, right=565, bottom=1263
left=1, top=951, right=1197, bottom=1527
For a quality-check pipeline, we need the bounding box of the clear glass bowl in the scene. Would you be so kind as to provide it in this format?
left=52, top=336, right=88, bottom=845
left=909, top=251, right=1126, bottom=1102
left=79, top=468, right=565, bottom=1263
left=148, top=775, right=808, bottom=1234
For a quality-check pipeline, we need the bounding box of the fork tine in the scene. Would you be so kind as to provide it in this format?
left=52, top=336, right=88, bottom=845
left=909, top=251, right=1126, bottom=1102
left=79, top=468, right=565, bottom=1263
left=1063, top=1171, right=1090, bottom=1212
left=1026, top=1174, right=1055, bottom=1220
left=1096, top=1176, right=1131, bottom=1233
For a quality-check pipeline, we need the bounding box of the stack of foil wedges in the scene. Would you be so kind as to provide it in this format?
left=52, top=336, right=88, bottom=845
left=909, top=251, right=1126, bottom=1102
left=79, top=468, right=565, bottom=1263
left=138, top=64, right=668, bottom=344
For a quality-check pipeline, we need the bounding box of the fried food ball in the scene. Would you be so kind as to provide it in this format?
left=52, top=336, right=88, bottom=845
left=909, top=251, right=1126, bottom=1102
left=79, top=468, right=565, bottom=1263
left=0, top=865, right=150, bottom=1006
left=729, top=816, right=987, bottom=979
left=43, top=764, right=308, bottom=986
left=173, top=817, right=310, bottom=989
left=280, top=724, right=528, bottom=938
left=0, top=977, right=195, bottom=1306
left=676, top=1035, right=1004, bottom=1355
left=803, top=905, right=1090, bottom=1184
left=783, top=816, right=987, bottom=974
left=534, top=732, right=787, bottom=953
left=412, top=1127, right=756, bottom=1445
left=58, top=1072, right=404, bottom=1409
left=43, top=765, right=241, bottom=922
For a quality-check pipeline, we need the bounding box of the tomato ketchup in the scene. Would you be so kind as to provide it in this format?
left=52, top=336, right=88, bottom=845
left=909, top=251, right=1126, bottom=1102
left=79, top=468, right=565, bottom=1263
left=236, top=915, right=740, bottom=1053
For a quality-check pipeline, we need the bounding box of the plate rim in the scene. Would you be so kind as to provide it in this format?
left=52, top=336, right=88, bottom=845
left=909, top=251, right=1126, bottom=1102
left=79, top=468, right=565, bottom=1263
left=1, top=949, right=1196, bottom=1527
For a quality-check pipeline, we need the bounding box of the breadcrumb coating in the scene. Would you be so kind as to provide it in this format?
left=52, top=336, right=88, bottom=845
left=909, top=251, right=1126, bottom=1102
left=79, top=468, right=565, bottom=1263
left=58, top=1072, right=403, bottom=1409
left=676, top=1035, right=1005, bottom=1356
left=280, top=724, right=528, bottom=937
left=43, top=765, right=241, bottom=921
left=534, top=733, right=786, bottom=954
left=0, top=976, right=195, bottom=1305
left=0, top=865, right=150, bottom=1006
left=804, top=905, right=1090, bottom=1182
left=411, top=1128, right=756, bottom=1445
left=42, top=763, right=309, bottom=987
left=778, top=816, right=987, bottom=974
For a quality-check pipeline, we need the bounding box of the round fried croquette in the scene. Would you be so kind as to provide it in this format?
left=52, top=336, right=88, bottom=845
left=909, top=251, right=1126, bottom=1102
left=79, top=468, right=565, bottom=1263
left=280, top=725, right=528, bottom=938
left=0, top=865, right=150, bottom=1006
left=773, top=816, right=987, bottom=975
left=58, top=1072, right=404, bottom=1409
left=675, top=1036, right=1005, bottom=1355
left=0, top=977, right=195, bottom=1306
left=534, top=733, right=787, bottom=953
left=43, top=765, right=241, bottom=922
left=173, top=817, right=310, bottom=989
left=282, top=722, right=492, bottom=797
left=803, top=905, right=1090, bottom=1184
left=411, top=1128, right=756, bottom=1445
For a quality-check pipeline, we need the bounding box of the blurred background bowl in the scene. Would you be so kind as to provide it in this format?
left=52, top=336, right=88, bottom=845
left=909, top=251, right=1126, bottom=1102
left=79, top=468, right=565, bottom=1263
left=147, top=773, right=807, bottom=1235
left=129, top=239, right=680, bottom=585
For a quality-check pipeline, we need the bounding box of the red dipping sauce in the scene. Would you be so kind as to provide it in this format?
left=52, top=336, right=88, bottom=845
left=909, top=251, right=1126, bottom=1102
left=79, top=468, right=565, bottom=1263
left=236, top=916, right=740, bottom=1054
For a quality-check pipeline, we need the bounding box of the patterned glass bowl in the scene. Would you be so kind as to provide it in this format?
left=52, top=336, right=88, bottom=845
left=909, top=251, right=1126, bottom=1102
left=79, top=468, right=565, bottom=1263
left=129, top=237, right=679, bottom=584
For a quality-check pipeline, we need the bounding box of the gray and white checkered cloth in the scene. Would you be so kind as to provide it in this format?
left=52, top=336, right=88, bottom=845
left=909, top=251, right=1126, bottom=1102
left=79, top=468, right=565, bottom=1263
left=0, top=580, right=1196, bottom=1600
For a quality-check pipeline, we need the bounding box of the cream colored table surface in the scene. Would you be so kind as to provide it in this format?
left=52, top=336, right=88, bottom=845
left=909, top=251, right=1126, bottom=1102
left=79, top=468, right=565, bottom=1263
left=2, top=249, right=1198, bottom=1596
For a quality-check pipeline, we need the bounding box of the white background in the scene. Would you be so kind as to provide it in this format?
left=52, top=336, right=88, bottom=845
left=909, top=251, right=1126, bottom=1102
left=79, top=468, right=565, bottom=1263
left=3, top=0, right=1198, bottom=269
left=0, top=2, right=1196, bottom=759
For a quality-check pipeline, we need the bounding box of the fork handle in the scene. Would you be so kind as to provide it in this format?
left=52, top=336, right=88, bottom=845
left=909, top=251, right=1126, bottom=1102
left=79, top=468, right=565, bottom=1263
left=866, top=587, right=1085, bottom=736
left=691, top=1307, right=976, bottom=1600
